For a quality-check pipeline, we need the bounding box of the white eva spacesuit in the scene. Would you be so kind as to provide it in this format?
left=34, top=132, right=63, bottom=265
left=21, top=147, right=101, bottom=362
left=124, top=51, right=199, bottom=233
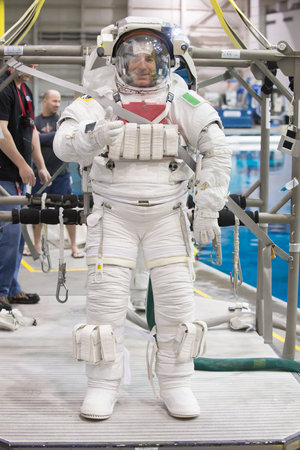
left=53, top=16, right=232, bottom=420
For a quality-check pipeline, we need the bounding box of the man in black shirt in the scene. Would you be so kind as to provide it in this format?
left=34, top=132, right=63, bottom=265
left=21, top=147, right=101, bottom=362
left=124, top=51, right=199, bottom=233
left=0, top=65, right=51, bottom=309
left=28, top=89, right=83, bottom=258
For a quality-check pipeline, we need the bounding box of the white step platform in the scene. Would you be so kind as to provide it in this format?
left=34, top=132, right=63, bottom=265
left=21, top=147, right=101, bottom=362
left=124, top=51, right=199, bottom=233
left=0, top=288, right=299, bottom=450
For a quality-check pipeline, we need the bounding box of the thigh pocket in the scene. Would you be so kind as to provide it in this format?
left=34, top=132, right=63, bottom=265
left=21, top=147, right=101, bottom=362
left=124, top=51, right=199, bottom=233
left=178, top=205, right=194, bottom=258
left=85, top=209, right=103, bottom=261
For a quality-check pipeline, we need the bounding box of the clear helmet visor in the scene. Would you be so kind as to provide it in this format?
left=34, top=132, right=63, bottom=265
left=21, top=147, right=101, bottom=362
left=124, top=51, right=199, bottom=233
left=115, top=33, right=170, bottom=90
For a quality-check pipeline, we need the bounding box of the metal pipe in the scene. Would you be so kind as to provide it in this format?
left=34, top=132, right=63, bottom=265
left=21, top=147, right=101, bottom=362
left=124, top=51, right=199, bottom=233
left=283, top=56, right=300, bottom=360
left=261, top=94, right=272, bottom=343
left=253, top=60, right=293, bottom=103
left=258, top=213, right=292, bottom=224
left=269, top=191, right=292, bottom=214
left=262, top=245, right=273, bottom=344
left=0, top=195, right=29, bottom=205
left=243, top=179, right=261, bottom=197
left=197, top=71, right=231, bottom=89
left=0, top=70, right=18, bottom=92
left=256, top=93, right=271, bottom=339
left=0, top=185, right=10, bottom=196
left=194, top=59, right=251, bottom=68
left=0, top=63, right=8, bottom=77
left=245, top=198, right=264, bottom=207
left=228, top=68, right=262, bottom=104
left=0, top=45, right=287, bottom=63
left=0, top=45, right=84, bottom=57
left=0, top=209, right=291, bottom=226
left=0, top=211, right=13, bottom=221
left=16, top=56, right=86, bottom=65
left=191, top=47, right=286, bottom=62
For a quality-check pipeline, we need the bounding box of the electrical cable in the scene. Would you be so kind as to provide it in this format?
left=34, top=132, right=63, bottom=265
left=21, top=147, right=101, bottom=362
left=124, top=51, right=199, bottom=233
left=209, top=0, right=272, bottom=50
left=0, top=0, right=37, bottom=43
left=4, top=6, right=37, bottom=45
left=15, top=0, right=45, bottom=44
left=0, top=0, right=45, bottom=45
left=209, top=0, right=246, bottom=49
left=227, top=0, right=272, bottom=49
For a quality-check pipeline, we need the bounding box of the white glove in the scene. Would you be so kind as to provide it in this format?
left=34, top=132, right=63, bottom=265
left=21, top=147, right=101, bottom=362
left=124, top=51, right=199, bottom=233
left=193, top=213, right=221, bottom=245
left=93, top=107, right=124, bottom=149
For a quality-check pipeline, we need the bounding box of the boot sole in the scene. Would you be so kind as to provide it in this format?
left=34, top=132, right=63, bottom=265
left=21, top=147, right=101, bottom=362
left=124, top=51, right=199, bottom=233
left=168, top=410, right=200, bottom=419
left=163, top=401, right=200, bottom=418
left=80, top=399, right=117, bottom=420
left=80, top=411, right=112, bottom=420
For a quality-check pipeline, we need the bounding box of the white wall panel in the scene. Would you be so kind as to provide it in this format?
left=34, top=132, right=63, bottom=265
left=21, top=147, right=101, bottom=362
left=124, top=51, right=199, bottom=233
left=82, top=8, right=121, bottom=28
left=128, top=9, right=181, bottom=22
left=266, top=8, right=300, bottom=88
left=266, top=9, right=300, bottom=49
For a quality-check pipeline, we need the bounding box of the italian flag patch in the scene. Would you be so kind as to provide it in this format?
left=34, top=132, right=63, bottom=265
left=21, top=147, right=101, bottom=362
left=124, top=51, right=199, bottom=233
left=181, top=92, right=201, bottom=107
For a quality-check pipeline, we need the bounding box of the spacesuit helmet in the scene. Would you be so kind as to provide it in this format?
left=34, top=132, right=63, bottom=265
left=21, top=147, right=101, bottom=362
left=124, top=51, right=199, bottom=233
left=114, top=31, right=171, bottom=91
left=97, top=17, right=195, bottom=92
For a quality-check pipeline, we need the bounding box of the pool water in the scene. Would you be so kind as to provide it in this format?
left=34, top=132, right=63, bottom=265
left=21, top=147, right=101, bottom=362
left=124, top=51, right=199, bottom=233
left=198, top=142, right=300, bottom=308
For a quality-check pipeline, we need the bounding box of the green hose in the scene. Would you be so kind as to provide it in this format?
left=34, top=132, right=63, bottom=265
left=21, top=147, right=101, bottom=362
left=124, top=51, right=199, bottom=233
left=147, top=280, right=300, bottom=373
left=194, top=357, right=300, bottom=372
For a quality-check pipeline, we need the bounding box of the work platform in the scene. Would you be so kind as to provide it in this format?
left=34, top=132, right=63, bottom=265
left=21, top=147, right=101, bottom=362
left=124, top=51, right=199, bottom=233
left=1, top=19, right=300, bottom=450
left=0, top=248, right=299, bottom=450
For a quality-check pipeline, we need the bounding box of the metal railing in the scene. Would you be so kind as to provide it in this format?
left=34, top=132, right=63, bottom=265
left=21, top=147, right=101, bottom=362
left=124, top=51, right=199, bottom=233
left=0, top=42, right=299, bottom=358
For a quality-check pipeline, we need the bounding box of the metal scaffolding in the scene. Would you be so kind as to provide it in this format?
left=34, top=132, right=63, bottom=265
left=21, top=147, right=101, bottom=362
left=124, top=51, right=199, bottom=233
left=0, top=41, right=299, bottom=359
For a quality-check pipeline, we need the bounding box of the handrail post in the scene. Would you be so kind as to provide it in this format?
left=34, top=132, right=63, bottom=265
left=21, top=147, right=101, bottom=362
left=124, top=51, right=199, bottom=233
left=256, top=93, right=271, bottom=338
left=283, top=56, right=300, bottom=359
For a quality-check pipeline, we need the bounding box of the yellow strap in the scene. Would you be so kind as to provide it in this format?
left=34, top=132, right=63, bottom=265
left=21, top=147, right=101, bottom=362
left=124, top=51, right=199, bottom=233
left=271, top=246, right=276, bottom=260
left=0, top=0, right=5, bottom=37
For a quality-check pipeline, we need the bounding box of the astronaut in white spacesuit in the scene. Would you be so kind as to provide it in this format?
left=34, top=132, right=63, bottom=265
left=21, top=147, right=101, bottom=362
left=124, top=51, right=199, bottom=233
left=53, top=17, right=231, bottom=420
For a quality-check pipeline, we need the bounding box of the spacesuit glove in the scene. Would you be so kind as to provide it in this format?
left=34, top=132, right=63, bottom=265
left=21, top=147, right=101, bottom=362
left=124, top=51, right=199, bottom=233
left=93, top=118, right=124, bottom=149
left=193, top=212, right=221, bottom=245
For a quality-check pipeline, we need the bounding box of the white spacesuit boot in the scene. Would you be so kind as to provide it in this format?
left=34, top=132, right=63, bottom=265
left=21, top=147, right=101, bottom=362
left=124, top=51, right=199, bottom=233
left=155, top=325, right=205, bottom=418
left=80, top=389, right=117, bottom=419
left=81, top=354, right=123, bottom=420
left=74, top=264, right=131, bottom=419
left=151, top=263, right=207, bottom=418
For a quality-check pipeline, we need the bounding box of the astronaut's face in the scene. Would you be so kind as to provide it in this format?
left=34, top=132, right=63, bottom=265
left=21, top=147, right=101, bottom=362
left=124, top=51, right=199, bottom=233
left=127, top=53, right=156, bottom=87
left=115, top=33, right=170, bottom=91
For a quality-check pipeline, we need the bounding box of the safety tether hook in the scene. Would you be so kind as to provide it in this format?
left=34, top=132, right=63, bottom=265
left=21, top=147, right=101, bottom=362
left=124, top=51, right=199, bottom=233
left=55, top=207, right=69, bottom=303
left=40, top=230, right=51, bottom=273
left=230, top=215, right=243, bottom=297
left=56, top=261, right=69, bottom=303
